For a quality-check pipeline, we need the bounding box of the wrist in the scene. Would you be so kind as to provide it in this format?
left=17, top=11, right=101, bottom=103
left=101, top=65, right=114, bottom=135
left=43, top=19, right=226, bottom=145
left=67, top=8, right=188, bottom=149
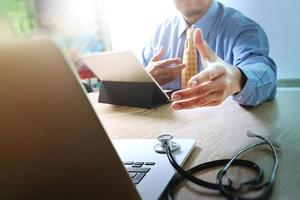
left=230, top=65, right=243, bottom=95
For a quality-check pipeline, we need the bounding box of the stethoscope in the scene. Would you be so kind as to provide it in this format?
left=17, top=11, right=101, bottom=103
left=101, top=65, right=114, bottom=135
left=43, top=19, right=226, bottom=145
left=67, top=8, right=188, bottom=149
left=154, top=131, right=279, bottom=200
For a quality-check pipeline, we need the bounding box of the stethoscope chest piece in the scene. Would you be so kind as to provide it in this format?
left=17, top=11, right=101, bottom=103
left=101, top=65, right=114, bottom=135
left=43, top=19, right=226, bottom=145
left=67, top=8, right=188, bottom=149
left=154, top=134, right=180, bottom=154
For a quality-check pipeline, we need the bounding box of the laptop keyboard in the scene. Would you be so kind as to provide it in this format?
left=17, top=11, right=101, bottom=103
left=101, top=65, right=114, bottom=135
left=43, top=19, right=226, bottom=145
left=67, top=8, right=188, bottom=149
left=123, top=161, right=155, bottom=184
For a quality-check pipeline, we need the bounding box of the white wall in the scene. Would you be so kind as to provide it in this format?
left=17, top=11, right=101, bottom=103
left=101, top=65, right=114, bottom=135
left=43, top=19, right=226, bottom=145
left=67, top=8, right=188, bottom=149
left=103, top=0, right=177, bottom=56
left=104, top=0, right=300, bottom=79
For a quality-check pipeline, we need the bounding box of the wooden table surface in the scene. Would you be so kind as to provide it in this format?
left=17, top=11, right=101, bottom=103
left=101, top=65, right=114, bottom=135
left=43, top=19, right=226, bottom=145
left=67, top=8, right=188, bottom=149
left=88, top=88, right=300, bottom=200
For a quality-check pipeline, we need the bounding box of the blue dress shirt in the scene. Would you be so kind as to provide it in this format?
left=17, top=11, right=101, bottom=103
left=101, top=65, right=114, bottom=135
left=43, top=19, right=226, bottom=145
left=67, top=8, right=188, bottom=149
left=141, top=0, right=277, bottom=106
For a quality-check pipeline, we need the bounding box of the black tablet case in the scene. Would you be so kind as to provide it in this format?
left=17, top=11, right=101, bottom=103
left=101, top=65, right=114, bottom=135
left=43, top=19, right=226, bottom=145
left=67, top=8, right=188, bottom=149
left=98, top=81, right=171, bottom=108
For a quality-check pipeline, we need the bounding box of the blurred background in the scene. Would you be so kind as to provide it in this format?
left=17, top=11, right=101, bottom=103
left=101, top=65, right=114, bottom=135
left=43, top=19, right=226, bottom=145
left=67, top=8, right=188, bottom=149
left=0, top=0, right=299, bottom=91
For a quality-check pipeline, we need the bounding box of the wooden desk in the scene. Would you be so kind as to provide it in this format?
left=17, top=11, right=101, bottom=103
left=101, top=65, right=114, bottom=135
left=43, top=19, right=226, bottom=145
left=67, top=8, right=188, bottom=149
left=88, top=88, right=300, bottom=200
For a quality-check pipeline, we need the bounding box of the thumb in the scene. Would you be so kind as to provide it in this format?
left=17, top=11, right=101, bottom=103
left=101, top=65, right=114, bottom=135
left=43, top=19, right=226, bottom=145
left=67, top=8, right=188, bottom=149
left=194, top=28, right=217, bottom=67
left=150, top=47, right=164, bottom=62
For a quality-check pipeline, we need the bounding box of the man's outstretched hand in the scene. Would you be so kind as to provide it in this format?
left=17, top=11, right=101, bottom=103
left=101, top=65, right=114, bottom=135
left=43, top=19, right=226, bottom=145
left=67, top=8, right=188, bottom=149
left=171, top=28, right=243, bottom=110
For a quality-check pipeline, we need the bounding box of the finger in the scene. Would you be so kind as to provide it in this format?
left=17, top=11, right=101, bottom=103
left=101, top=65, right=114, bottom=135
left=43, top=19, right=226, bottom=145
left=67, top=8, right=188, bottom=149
left=168, top=63, right=185, bottom=74
left=150, top=63, right=185, bottom=85
left=172, top=75, right=226, bottom=101
left=156, top=58, right=182, bottom=68
left=188, top=63, right=226, bottom=88
left=194, top=28, right=217, bottom=65
left=203, top=100, right=223, bottom=107
left=172, top=100, right=222, bottom=110
left=157, top=64, right=185, bottom=80
left=150, top=47, right=164, bottom=62
left=171, top=91, right=224, bottom=110
left=156, top=65, right=184, bottom=85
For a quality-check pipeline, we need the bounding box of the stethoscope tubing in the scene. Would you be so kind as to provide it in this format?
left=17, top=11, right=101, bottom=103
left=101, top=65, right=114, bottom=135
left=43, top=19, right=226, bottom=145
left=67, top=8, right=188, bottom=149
left=163, top=134, right=279, bottom=200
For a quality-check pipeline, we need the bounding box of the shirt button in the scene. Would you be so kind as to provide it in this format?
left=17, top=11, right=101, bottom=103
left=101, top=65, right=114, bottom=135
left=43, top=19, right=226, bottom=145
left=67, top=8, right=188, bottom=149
left=237, top=96, right=243, bottom=101
left=256, top=100, right=260, bottom=105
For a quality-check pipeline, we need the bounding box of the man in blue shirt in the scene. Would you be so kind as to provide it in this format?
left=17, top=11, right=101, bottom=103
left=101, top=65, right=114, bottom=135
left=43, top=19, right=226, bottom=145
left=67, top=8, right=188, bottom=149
left=141, top=0, right=276, bottom=110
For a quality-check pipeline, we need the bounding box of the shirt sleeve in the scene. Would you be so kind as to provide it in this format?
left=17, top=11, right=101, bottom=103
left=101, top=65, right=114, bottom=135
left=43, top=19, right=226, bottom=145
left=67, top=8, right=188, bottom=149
left=231, top=24, right=277, bottom=106
left=140, top=21, right=169, bottom=68
left=140, top=22, right=164, bottom=67
left=141, top=43, right=154, bottom=67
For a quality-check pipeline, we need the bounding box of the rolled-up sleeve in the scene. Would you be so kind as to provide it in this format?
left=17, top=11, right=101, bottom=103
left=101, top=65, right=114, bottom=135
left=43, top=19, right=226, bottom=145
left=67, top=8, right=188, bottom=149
left=232, top=25, right=277, bottom=106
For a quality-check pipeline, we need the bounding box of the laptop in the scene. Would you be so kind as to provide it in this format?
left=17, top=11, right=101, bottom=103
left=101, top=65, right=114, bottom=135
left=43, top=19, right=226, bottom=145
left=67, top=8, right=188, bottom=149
left=81, top=52, right=174, bottom=108
left=0, top=38, right=195, bottom=199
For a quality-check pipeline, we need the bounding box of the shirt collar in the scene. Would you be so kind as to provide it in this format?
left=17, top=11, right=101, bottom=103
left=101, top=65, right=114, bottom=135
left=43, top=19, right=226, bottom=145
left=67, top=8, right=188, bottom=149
left=177, top=0, right=219, bottom=39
